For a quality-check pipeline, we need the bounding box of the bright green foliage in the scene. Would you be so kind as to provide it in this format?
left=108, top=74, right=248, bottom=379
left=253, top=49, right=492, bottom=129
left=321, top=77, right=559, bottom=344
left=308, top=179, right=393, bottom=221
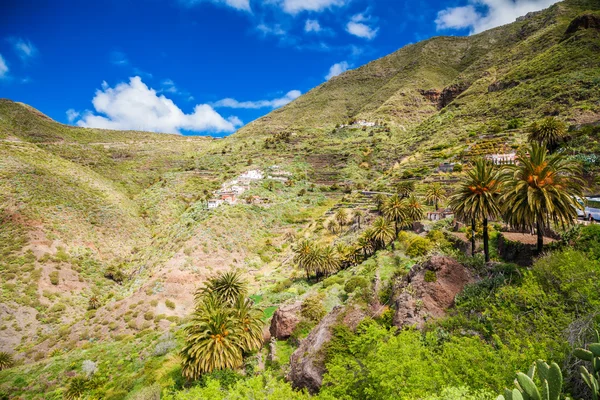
left=344, top=276, right=368, bottom=293
left=574, top=225, right=600, bottom=261
left=449, top=158, right=501, bottom=261
left=0, top=353, right=14, bottom=371
left=527, top=117, right=567, bottom=152
left=301, top=293, right=327, bottom=322
left=574, top=330, right=600, bottom=400
left=370, top=217, right=395, bottom=250
left=406, top=236, right=434, bottom=258
left=501, top=142, right=584, bottom=253
left=163, top=372, right=310, bottom=400
left=497, top=360, right=566, bottom=400
left=424, top=386, right=496, bottom=400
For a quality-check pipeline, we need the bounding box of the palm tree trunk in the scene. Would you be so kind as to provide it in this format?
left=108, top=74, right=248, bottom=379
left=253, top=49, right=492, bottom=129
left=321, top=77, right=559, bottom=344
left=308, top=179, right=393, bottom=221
left=536, top=219, right=544, bottom=254
left=435, top=199, right=438, bottom=210
left=483, top=217, right=489, bottom=263
left=471, top=219, right=476, bottom=257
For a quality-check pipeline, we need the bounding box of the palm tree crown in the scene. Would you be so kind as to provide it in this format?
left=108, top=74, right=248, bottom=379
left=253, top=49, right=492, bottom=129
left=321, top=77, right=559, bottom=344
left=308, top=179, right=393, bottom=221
left=382, top=194, right=407, bottom=237
left=370, top=217, right=396, bottom=250
left=500, top=142, right=583, bottom=252
left=199, top=271, right=248, bottom=306
left=527, top=117, right=567, bottom=152
left=425, top=183, right=446, bottom=211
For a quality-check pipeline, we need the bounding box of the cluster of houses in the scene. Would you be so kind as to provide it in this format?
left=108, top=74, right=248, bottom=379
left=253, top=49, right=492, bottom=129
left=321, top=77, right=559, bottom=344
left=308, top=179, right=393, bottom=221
left=207, top=167, right=292, bottom=210
left=339, top=120, right=380, bottom=129
left=485, top=153, right=517, bottom=165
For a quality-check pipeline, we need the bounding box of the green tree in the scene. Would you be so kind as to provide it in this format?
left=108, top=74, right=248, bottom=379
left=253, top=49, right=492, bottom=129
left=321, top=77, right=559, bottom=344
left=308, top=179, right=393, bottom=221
left=382, top=194, right=408, bottom=238
left=353, top=210, right=364, bottom=229
left=335, top=209, right=349, bottom=232
left=449, top=158, right=502, bottom=262
left=397, top=181, right=415, bottom=199
left=0, top=352, right=14, bottom=371
left=405, top=195, right=424, bottom=223
left=293, top=240, right=324, bottom=279
left=357, top=231, right=375, bottom=258
left=500, top=142, right=583, bottom=253
left=370, top=217, right=395, bottom=250
left=527, top=117, right=567, bottom=152
left=374, top=194, right=388, bottom=212
left=320, top=246, right=341, bottom=276
left=233, top=295, right=263, bottom=353
left=425, top=183, right=446, bottom=211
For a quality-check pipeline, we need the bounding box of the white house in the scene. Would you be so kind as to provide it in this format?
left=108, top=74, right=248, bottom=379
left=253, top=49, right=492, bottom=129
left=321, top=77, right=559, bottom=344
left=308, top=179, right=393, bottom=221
left=208, top=199, right=224, bottom=209
left=240, top=170, right=264, bottom=181
left=485, top=153, right=517, bottom=165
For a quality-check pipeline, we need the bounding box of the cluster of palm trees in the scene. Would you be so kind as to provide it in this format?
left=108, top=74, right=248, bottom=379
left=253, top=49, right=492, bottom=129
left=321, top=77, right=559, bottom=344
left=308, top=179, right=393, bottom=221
left=180, top=271, right=264, bottom=379
left=294, top=186, right=427, bottom=279
left=450, top=138, right=583, bottom=262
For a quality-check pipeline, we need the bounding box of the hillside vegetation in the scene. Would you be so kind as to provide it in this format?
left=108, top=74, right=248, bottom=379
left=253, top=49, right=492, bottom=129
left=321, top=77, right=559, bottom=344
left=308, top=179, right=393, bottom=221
left=1, top=0, right=600, bottom=398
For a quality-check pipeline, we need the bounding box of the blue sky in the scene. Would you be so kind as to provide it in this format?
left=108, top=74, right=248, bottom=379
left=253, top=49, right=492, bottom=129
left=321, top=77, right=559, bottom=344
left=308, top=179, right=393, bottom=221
left=0, top=0, right=558, bottom=136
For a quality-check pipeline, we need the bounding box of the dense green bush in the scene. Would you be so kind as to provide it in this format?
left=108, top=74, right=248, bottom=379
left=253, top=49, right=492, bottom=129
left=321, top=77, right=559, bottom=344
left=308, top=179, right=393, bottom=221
left=574, top=224, right=600, bottom=260
left=406, top=236, right=434, bottom=257
left=344, top=276, right=368, bottom=293
left=301, top=293, right=326, bottom=322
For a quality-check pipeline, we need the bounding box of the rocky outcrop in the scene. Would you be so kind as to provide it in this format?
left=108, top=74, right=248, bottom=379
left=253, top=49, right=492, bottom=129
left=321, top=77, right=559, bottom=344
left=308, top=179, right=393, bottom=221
left=393, top=256, right=474, bottom=329
left=420, top=83, right=469, bottom=109
left=269, top=302, right=301, bottom=340
left=288, top=305, right=368, bottom=394
left=419, top=89, right=441, bottom=104
left=565, top=14, right=600, bottom=37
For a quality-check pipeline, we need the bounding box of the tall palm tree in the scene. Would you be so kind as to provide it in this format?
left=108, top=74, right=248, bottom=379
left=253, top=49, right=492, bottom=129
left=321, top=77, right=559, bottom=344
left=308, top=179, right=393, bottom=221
left=294, top=239, right=315, bottom=279
left=527, top=117, right=567, bottom=152
left=357, top=232, right=374, bottom=258
left=374, top=194, right=388, bottom=212
left=500, top=142, right=583, bottom=253
left=233, top=295, right=263, bottom=353
left=382, top=194, right=407, bottom=238
left=425, top=183, right=446, bottom=211
left=370, top=217, right=396, bottom=250
left=397, top=181, right=415, bottom=199
left=449, top=158, right=502, bottom=262
left=405, top=195, right=424, bottom=222
left=199, top=271, right=248, bottom=306
left=353, top=210, right=364, bottom=229
left=320, top=246, right=341, bottom=276
left=181, top=304, right=243, bottom=379
left=335, top=209, right=349, bottom=232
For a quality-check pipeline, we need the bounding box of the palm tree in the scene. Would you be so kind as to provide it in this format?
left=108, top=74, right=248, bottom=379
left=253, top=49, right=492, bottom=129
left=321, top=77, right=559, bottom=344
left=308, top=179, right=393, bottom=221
left=294, top=240, right=324, bottom=279
left=425, top=183, right=446, bottom=211
left=335, top=209, right=349, bottom=232
left=374, top=194, right=388, bottom=212
left=405, top=195, right=424, bottom=222
left=527, top=117, right=567, bottom=152
left=397, top=181, right=415, bottom=199
left=200, top=271, right=248, bottom=306
left=357, top=232, right=374, bottom=258
left=181, top=304, right=243, bottom=379
left=64, top=376, right=89, bottom=400
left=449, top=158, right=502, bottom=262
left=320, top=246, right=341, bottom=276
left=353, top=210, right=364, bottom=229
left=370, top=217, right=396, bottom=250
left=233, top=295, right=263, bottom=353
left=500, top=142, right=583, bottom=253
left=382, top=194, right=407, bottom=238
left=0, top=352, right=14, bottom=371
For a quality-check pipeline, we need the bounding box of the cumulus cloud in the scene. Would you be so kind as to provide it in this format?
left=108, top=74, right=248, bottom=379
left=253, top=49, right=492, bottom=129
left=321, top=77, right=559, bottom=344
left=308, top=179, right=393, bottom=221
left=435, top=0, right=559, bottom=34
left=74, top=77, right=241, bottom=134
left=179, top=0, right=251, bottom=11
left=7, top=37, right=38, bottom=62
left=213, top=90, right=301, bottom=109
left=305, top=19, right=322, bottom=32
left=346, top=13, right=379, bottom=40
left=325, top=61, right=350, bottom=80
left=0, top=54, right=8, bottom=79
left=66, top=109, right=80, bottom=123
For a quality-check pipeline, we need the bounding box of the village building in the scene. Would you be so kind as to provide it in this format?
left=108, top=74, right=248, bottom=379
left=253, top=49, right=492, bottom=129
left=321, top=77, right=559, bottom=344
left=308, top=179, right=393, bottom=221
left=485, top=153, right=517, bottom=165
left=239, top=169, right=264, bottom=182
left=207, top=199, right=224, bottom=209
left=427, top=208, right=454, bottom=221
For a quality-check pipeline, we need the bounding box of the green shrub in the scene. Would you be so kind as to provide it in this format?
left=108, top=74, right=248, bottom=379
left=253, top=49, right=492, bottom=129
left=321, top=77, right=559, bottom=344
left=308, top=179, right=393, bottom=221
left=344, top=276, right=368, bottom=293
left=406, top=237, right=434, bottom=257
left=323, top=275, right=344, bottom=288
left=144, top=311, right=155, bottom=321
left=575, top=224, right=600, bottom=260
left=273, top=279, right=293, bottom=293
left=301, top=293, right=326, bottom=322
left=49, top=271, right=59, bottom=285
left=424, top=270, right=437, bottom=283
left=165, top=299, right=176, bottom=310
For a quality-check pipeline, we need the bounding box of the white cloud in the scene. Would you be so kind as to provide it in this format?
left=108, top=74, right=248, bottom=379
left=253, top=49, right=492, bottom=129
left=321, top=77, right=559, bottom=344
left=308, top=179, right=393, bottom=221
left=66, top=109, right=80, bottom=123
left=179, top=0, right=251, bottom=11
left=435, top=0, right=559, bottom=34
left=213, top=90, right=301, bottom=109
left=7, top=37, right=38, bottom=62
left=74, top=77, right=241, bottom=134
left=325, top=61, right=350, bottom=80
left=346, top=13, right=378, bottom=40
left=257, top=23, right=287, bottom=36
left=305, top=19, right=322, bottom=32
left=272, top=0, right=348, bottom=14
left=0, top=54, right=8, bottom=79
